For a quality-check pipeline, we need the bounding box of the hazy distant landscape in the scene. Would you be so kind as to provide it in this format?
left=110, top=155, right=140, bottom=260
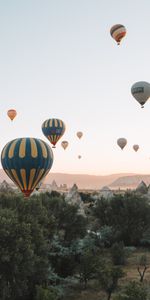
left=1, top=169, right=150, bottom=189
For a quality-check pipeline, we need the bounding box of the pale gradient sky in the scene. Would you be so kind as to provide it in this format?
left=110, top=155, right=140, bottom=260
left=0, top=0, right=150, bottom=175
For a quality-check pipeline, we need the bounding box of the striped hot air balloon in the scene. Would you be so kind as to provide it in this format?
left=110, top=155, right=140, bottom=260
left=110, top=24, right=126, bottom=45
left=1, top=138, right=53, bottom=197
left=42, top=118, right=66, bottom=148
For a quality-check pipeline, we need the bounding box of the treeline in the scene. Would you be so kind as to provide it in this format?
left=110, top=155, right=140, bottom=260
left=92, top=192, right=150, bottom=247
left=0, top=191, right=150, bottom=299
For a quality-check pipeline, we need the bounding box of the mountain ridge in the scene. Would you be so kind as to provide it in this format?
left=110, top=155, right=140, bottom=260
left=0, top=169, right=150, bottom=189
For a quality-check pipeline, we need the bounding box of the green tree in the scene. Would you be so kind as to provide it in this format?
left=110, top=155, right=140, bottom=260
left=0, top=192, right=87, bottom=299
left=0, top=195, right=59, bottom=300
left=97, top=265, right=124, bottom=300
left=0, top=208, right=34, bottom=299
left=78, top=250, right=98, bottom=289
left=35, top=285, right=59, bottom=300
left=111, top=242, right=126, bottom=265
left=137, top=255, right=149, bottom=283
left=93, top=193, right=150, bottom=246
left=114, top=281, right=148, bottom=300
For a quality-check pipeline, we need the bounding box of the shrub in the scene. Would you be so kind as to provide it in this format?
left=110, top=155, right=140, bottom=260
left=111, top=242, right=126, bottom=265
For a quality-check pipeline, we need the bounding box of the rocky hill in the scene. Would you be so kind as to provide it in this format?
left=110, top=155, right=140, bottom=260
left=110, top=175, right=150, bottom=190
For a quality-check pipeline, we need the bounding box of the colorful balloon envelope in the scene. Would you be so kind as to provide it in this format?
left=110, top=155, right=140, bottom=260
left=7, top=109, right=17, bottom=121
left=77, top=131, right=83, bottom=139
left=110, top=24, right=126, bottom=45
left=61, top=141, right=69, bottom=150
left=1, top=138, right=54, bottom=197
left=133, top=144, right=139, bottom=152
left=131, top=81, right=150, bottom=108
left=42, top=118, right=66, bottom=148
left=117, top=138, right=127, bottom=150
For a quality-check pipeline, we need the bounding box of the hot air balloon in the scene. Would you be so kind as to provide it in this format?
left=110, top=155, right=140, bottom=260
left=77, top=131, right=83, bottom=139
left=61, top=141, right=68, bottom=150
left=117, top=138, right=127, bottom=150
left=78, top=155, right=82, bottom=159
left=7, top=109, right=17, bottom=121
left=110, top=24, right=126, bottom=45
left=131, top=81, right=150, bottom=108
left=133, top=144, right=139, bottom=152
left=1, top=138, right=53, bottom=197
left=42, top=118, right=66, bottom=148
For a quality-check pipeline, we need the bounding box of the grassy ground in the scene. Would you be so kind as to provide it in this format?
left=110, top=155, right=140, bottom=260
left=65, top=248, right=150, bottom=300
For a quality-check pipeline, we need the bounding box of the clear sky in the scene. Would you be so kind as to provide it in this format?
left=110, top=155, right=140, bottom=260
left=0, top=0, right=150, bottom=175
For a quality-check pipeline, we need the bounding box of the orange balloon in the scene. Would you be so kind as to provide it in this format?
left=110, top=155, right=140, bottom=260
left=7, top=109, right=17, bottom=121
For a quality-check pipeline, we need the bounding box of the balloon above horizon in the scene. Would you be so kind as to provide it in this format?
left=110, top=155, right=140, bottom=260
left=133, top=144, right=139, bottom=152
left=77, top=131, right=83, bottom=139
left=117, top=138, right=127, bottom=150
left=131, top=81, right=150, bottom=108
left=42, top=118, right=66, bottom=148
left=1, top=138, right=54, bottom=197
left=7, top=109, right=17, bottom=121
left=110, top=24, right=126, bottom=45
left=61, top=140, right=69, bottom=150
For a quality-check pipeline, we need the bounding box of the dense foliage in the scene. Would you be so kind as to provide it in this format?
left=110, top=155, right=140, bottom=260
left=93, top=193, right=150, bottom=246
left=0, top=192, right=86, bottom=300
left=1, top=190, right=150, bottom=299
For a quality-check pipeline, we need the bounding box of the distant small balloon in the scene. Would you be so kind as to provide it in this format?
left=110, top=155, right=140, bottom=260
left=78, top=155, right=82, bottom=159
left=7, top=109, right=17, bottom=121
left=77, top=131, right=83, bottom=139
left=117, top=138, right=127, bottom=150
left=61, top=141, right=68, bottom=150
left=133, top=144, right=139, bottom=152
left=110, top=24, right=126, bottom=45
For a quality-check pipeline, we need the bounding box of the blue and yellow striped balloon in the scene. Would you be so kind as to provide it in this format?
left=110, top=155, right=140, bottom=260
left=1, top=138, right=54, bottom=197
left=42, top=118, right=66, bottom=148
